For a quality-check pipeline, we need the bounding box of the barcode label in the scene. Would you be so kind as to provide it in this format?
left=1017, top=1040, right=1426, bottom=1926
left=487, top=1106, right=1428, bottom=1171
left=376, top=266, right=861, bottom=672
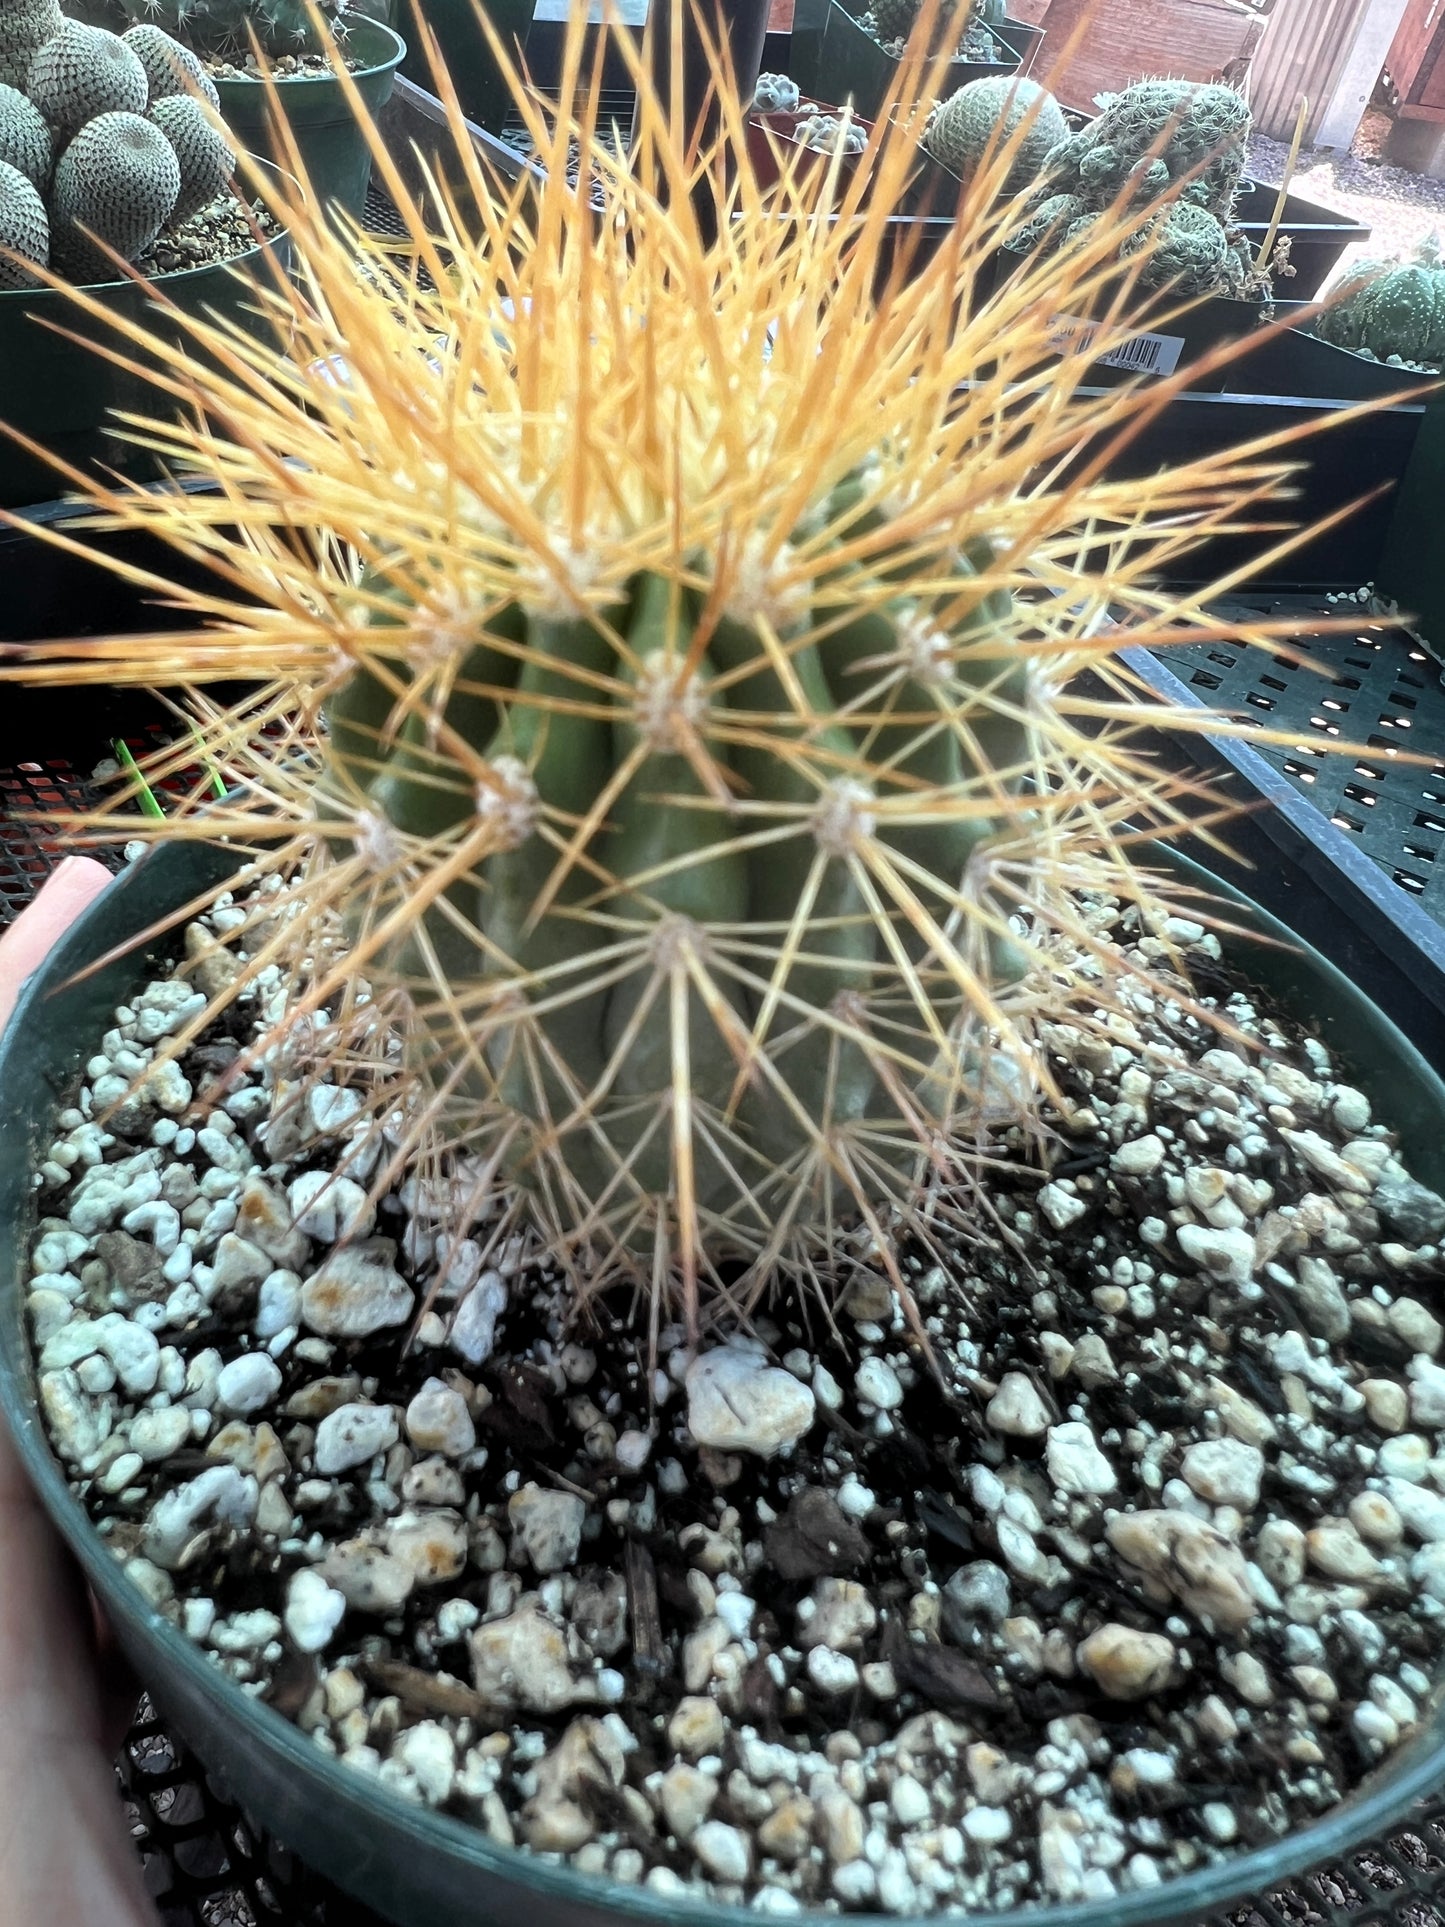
left=1047, top=314, right=1185, bottom=378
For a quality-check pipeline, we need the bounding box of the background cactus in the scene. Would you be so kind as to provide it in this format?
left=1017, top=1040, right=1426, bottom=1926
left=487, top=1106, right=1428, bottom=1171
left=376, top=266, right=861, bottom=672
left=49, top=106, right=179, bottom=273
left=113, top=0, right=350, bottom=60
left=0, top=151, right=46, bottom=281
left=10, top=8, right=1337, bottom=1324
left=0, top=79, right=51, bottom=188
left=149, top=89, right=231, bottom=219
left=27, top=19, right=148, bottom=130
left=863, top=0, right=1011, bottom=60
left=0, top=0, right=61, bottom=92
left=922, top=74, right=1068, bottom=192
left=0, top=3, right=239, bottom=282
left=1314, top=241, right=1445, bottom=368
left=124, top=22, right=220, bottom=109
left=1011, top=77, right=1259, bottom=298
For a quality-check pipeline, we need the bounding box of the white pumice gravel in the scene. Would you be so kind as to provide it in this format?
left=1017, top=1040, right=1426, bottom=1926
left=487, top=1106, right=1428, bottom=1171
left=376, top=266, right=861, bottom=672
left=20, top=889, right=1445, bottom=1913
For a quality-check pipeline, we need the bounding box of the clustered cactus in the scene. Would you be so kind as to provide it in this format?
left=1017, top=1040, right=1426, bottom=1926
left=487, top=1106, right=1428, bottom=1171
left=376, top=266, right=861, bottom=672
left=1314, top=237, right=1445, bottom=369
left=1011, top=78, right=1259, bottom=300
left=0, top=9, right=234, bottom=285
left=866, top=0, right=1011, bottom=63
left=14, top=10, right=1331, bottom=1326
left=115, top=0, right=350, bottom=60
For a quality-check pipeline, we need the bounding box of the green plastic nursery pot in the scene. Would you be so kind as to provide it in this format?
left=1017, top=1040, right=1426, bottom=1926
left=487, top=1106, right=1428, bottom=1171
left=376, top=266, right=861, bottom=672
left=395, top=0, right=532, bottom=134
left=215, top=17, right=405, bottom=220
left=0, top=227, right=291, bottom=511
left=2, top=835, right=1445, bottom=1926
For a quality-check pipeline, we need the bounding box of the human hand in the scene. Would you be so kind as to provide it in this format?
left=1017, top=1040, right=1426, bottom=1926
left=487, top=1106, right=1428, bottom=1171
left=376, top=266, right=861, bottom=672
left=0, top=857, right=160, bottom=1926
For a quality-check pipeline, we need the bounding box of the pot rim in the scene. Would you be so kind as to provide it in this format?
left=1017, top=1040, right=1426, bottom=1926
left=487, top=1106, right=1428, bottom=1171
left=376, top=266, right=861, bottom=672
left=209, top=13, right=406, bottom=85
left=2, top=834, right=1444, bottom=1927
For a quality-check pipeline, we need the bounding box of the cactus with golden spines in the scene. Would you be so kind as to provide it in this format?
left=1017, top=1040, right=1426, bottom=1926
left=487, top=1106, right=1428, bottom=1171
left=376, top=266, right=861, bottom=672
left=5, top=0, right=1350, bottom=1326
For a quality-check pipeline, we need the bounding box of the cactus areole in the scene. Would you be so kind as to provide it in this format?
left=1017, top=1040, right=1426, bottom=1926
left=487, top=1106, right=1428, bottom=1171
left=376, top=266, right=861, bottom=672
left=7, top=0, right=1340, bottom=1323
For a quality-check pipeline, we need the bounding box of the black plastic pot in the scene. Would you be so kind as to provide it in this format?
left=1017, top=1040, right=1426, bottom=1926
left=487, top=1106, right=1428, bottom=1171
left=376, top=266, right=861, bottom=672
left=811, top=0, right=1031, bottom=120
left=1231, top=179, right=1371, bottom=303
left=3, top=829, right=1445, bottom=1927
left=396, top=0, right=532, bottom=133
left=1074, top=382, right=1428, bottom=591
left=215, top=16, right=404, bottom=219
left=0, top=224, right=291, bottom=513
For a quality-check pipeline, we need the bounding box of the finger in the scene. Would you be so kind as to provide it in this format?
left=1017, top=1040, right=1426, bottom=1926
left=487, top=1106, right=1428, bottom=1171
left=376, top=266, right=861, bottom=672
left=0, top=855, right=113, bottom=1033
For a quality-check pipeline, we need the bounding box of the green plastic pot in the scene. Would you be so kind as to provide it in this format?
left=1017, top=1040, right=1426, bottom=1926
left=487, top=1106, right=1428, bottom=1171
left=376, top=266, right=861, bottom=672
left=1, top=833, right=1444, bottom=1919
left=396, top=0, right=532, bottom=134
left=215, top=16, right=405, bottom=219
left=0, top=225, right=291, bottom=511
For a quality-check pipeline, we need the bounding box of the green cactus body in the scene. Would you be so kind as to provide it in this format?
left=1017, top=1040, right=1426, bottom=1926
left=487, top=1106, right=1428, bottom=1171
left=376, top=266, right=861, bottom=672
left=124, top=23, right=220, bottom=110
left=149, top=91, right=231, bottom=220
left=1124, top=201, right=1230, bottom=298
left=50, top=106, right=180, bottom=273
left=1314, top=241, right=1445, bottom=367
left=27, top=21, right=149, bottom=131
left=0, top=80, right=50, bottom=189
left=116, top=0, right=344, bottom=59
left=0, top=0, right=60, bottom=93
left=0, top=152, right=46, bottom=283
left=922, top=74, right=1069, bottom=193
left=323, top=514, right=1031, bottom=1229
left=1047, top=78, right=1248, bottom=223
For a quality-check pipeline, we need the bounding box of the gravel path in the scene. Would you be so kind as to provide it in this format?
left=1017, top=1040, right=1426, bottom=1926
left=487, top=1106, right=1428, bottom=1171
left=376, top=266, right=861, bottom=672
left=1249, top=112, right=1445, bottom=286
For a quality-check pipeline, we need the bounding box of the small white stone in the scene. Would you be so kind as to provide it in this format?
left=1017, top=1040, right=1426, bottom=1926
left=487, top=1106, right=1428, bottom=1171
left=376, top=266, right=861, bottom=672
left=1382, top=1476, right=1445, bottom=1542
left=615, top=1429, right=651, bottom=1471
left=508, top=1483, right=587, bottom=1574
left=1112, top=1135, right=1165, bottom=1178
left=254, top=1271, right=302, bottom=1341
left=1046, top=1421, right=1117, bottom=1496
left=1389, top=1298, right=1444, bottom=1358
left=313, top=1401, right=399, bottom=1476
left=854, top=1356, right=904, bottom=1411
left=1180, top=1438, right=1264, bottom=1510
left=404, top=1378, right=476, bottom=1458
left=284, top=1566, right=347, bottom=1653
left=1176, top=1223, right=1256, bottom=1288
left=890, top=1775, right=931, bottom=1826
left=692, top=1820, right=752, bottom=1884
left=962, top=1805, right=1013, bottom=1846
left=1408, top=1357, right=1445, bottom=1428
left=985, top=1371, right=1050, bottom=1438
left=215, top=1352, right=283, bottom=1417
left=1037, top=1182, right=1086, bottom=1231
left=448, top=1271, right=508, bottom=1366
left=142, top=1465, right=258, bottom=1569
left=685, top=1343, right=815, bottom=1458
left=287, top=1170, right=375, bottom=1244
left=300, top=1249, right=413, bottom=1339
left=805, top=1646, right=860, bottom=1695
left=1306, top=1519, right=1383, bottom=1581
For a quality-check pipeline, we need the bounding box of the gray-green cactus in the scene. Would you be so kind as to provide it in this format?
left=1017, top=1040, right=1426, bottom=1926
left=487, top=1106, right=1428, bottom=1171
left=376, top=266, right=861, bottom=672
left=0, top=79, right=49, bottom=188
left=863, top=0, right=1011, bottom=61
left=49, top=106, right=180, bottom=275
left=148, top=89, right=231, bottom=220
left=0, top=151, right=46, bottom=282
left=1044, top=78, right=1250, bottom=222
left=114, top=0, right=350, bottom=59
left=0, top=0, right=60, bottom=93
left=27, top=20, right=149, bottom=131
left=1010, top=77, right=1256, bottom=299
left=124, top=23, right=220, bottom=110
left=922, top=74, right=1068, bottom=193
left=1314, top=245, right=1445, bottom=368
